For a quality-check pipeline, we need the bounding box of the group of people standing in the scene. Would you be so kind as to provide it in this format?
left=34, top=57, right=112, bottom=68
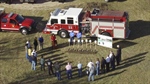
left=62, top=45, right=121, bottom=81
left=40, top=57, right=61, bottom=80
left=24, top=32, right=122, bottom=82
left=25, top=35, right=44, bottom=70
left=69, top=31, right=82, bottom=45
left=24, top=34, right=61, bottom=80
left=86, top=45, right=122, bottom=81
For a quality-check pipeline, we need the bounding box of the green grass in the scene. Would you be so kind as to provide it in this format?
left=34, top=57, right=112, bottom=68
left=0, top=0, right=150, bottom=84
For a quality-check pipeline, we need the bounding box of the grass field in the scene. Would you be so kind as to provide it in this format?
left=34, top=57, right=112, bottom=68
left=0, top=0, right=150, bottom=84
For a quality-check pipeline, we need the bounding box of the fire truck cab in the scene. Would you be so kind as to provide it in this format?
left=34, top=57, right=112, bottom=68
left=0, top=8, right=36, bottom=35
left=44, top=8, right=82, bottom=38
left=43, top=8, right=130, bottom=39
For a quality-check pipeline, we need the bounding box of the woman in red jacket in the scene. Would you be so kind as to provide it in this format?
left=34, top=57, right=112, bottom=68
left=51, top=34, right=57, bottom=49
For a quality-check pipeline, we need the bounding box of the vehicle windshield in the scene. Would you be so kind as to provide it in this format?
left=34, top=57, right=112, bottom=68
left=15, top=15, right=25, bottom=23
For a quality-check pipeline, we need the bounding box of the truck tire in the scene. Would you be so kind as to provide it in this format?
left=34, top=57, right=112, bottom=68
left=59, top=30, right=68, bottom=38
left=101, top=32, right=111, bottom=37
left=21, top=28, right=28, bottom=35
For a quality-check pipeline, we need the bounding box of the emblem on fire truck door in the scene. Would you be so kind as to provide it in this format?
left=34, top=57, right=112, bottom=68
left=68, top=26, right=72, bottom=29
left=53, top=26, right=55, bottom=29
left=12, top=25, right=14, bottom=28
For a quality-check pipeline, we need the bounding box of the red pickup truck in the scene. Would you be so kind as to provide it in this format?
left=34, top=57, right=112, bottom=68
left=0, top=8, right=36, bottom=35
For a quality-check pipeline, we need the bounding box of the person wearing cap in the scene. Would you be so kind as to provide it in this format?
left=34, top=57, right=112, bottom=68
left=69, top=31, right=75, bottom=45
left=38, top=35, right=44, bottom=50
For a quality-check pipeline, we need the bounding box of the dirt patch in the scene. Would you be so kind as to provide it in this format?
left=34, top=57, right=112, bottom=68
left=0, top=0, right=65, bottom=10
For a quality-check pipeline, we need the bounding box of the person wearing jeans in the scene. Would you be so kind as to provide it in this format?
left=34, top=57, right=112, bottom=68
left=77, top=32, right=82, bottom=45
left=38, top=35, right=44, bottom=50
left=95, top=58, right=100, bottom=75
left=40, top=56, right=45, bottom=71
left=65, top=62, right=72, bottom=79
left=106, top=55, right=110, bottom=72
left=88, top=64, right=95, bottom=81
left=77, top=61, right=82, bottom=77
left=47, top=59, right=54, bottom=75
left=54, top=61, right=61, bottom=80
left=31, top=56, right=36, bottom=70
left=69, top=31, right=75, bottom=45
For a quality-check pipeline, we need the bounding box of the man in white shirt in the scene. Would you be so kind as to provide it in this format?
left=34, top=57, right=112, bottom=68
left=87, top=60, right=94, bottom=68
left=31, top=49, right=37, bottom=65
left=106, top=55, right=110, bottom=72
left=65, top=62, right=72, bottom=79
left=88, top=63, right=95, bottom=81
left=77, top=61, right=82, bottom=77
left=109, top=51, right=113, bottom=58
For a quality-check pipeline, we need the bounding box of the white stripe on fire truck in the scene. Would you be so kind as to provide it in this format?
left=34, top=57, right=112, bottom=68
left=91, top=26, right=124, bottom=34
left=48, top=29, right=79, bottom=33
left=1, top=28, right=19, bottom=30
left=100, top=26, right=124, bottom=29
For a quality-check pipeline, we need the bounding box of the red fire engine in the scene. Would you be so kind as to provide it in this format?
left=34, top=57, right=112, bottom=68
left=43, top=8, right=130, bottom=39
left=0, top=8, right=36, bottom=35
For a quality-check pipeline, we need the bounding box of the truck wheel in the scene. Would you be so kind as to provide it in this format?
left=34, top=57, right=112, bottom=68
left=101, top=32, right=111, bottom=37
left=59, top=30, right=68, bottom=38
left=21, top=28, right=28, bottom=35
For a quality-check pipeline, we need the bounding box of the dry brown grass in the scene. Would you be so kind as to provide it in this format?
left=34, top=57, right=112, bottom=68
left=0, top=0, right=150, bottom=84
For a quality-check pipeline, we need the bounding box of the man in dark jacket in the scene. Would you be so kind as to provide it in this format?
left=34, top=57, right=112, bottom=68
left=116, top=45, right=122, bottom=65
left=54, top=61, right=61, bottom=80
left=47, top=59, right=54, bottom=75
left=40, top=56, right=45, bottom=71
left=33, top=37, right=38, bottom=51
left=101, top=57, right=106, bottom=73
left=110, top=53, right=116, bottom=70
left=31, top=55, right=36, bottom=70
left=38, top=35, right=44, bottom=50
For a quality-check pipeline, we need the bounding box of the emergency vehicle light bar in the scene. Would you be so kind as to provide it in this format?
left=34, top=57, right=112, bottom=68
left=52, top=8, right=61, bottom=16
left=8, top=12, right=14, bottom=18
